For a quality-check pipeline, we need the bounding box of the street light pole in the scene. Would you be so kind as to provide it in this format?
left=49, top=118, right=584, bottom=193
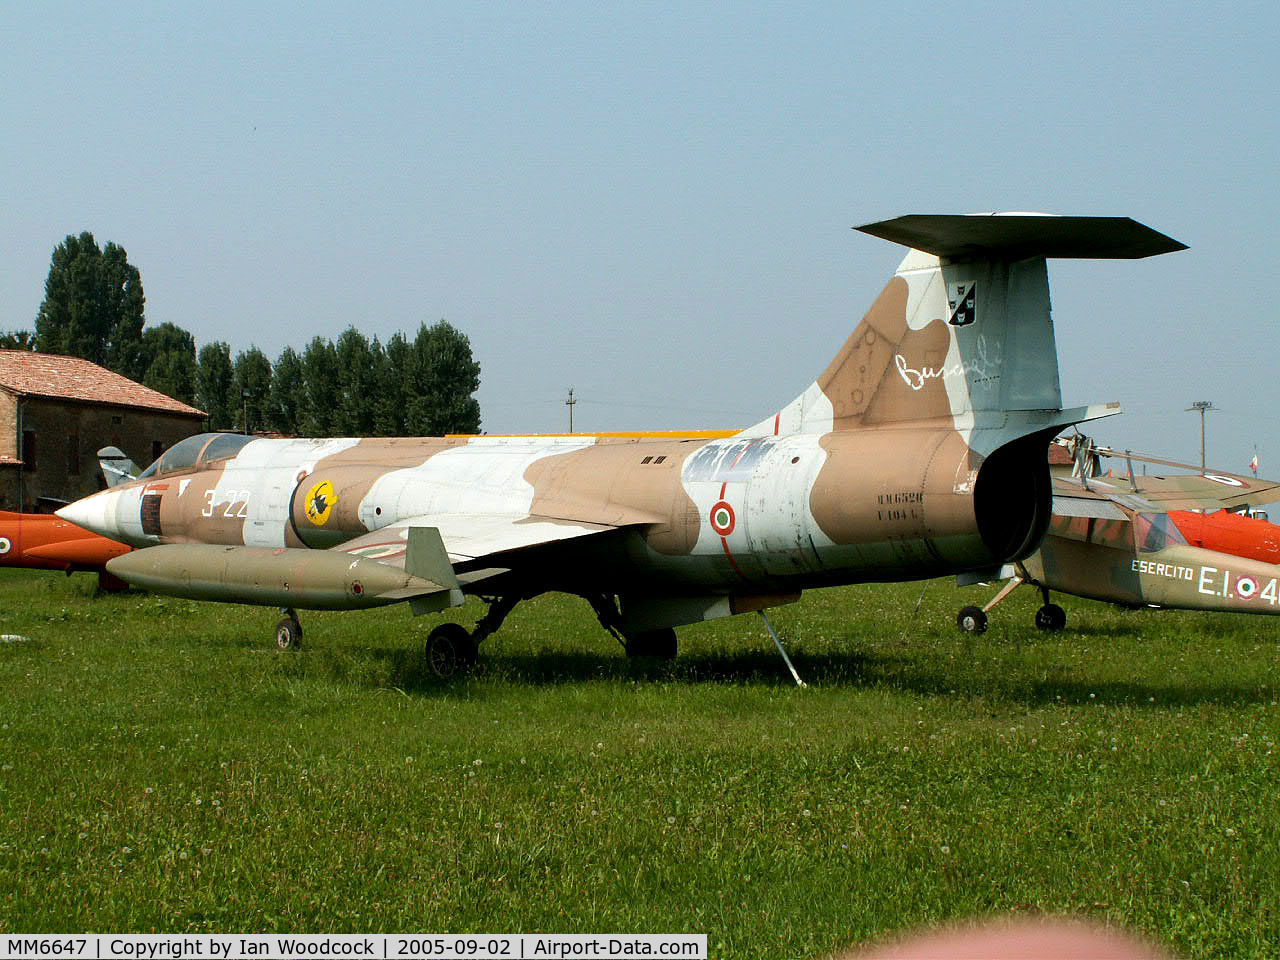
left=1186, top=400, right=1213, bottom=473
left=566, top=387, right=576, bottom=434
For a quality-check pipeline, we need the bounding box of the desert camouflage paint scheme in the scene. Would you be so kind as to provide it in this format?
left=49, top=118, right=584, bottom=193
left=58, top=215, right=1184, bottom=667
left=963, top=458, right=1280, bottom=632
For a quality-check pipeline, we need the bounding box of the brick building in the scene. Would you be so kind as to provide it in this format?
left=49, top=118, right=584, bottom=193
left=0, top=351, right=206, bottom=511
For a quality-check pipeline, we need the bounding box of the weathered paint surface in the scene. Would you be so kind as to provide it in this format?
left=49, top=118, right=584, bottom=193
left=1026, top=506, right=1280, bottom=615
left=58, top=216, right=1183, bottom=631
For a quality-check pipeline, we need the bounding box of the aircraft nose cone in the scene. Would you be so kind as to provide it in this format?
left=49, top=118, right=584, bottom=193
left=56, top=489, right=121, bottom=539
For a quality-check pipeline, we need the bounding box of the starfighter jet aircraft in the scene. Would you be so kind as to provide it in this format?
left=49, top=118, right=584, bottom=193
left=957, top=439, right=1280, bottom=632
left=58, top=214, right=1186, bottom=677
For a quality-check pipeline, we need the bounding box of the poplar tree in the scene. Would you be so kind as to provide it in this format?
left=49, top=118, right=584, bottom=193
left=298, top=337, right=339, bottom=436
left=196, top=341, right=235, bottom=430
left=35, top=232, right=147, bottom=378
left=332, top=327, right=381, bottom=436
left=232, top=347, right=273, bottom=433
left=416, top=320, right=481, bottom=435
left=268, top=347, right=304, bottom=435
left=141, top=322, right=198, bottom=405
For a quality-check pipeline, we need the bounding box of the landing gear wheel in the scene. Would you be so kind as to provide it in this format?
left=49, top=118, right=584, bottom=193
left=275, top=616, right=303, bottom=650
left=956, top=606, right=988, bottom=634
left=425, top=622, right=478, bottom=678
left=1035, top=603, right=1067, bottom=631
left=625, top=627, right=678, bottom=660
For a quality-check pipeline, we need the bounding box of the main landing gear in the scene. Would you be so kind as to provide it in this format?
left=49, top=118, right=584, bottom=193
left=585, top=593, right=678, bottom=660
left=420, top=592, right=682, bottom=678
left=423, top=595, right=521, bottom=679
left=625, top=627, right=678, bottom=659
left=956, top=606, right=988, bottom=634
left=424, top=622, right=477, bottom=678
left=584, top=594, right=804, bottom=686
left=956, top=576, right=1068, bottom=633
left=1034, top=600, right=1067, bottom=631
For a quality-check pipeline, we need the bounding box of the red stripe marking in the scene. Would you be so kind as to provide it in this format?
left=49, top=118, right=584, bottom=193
left=720, top=536, right=747, bottom=580
left=728, top=437, right=762, bottom=470
left=773, top=413, right=780, bottom=435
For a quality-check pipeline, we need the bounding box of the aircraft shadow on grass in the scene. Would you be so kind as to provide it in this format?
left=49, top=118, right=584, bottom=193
left=359, top=642, right=1271, bottom=709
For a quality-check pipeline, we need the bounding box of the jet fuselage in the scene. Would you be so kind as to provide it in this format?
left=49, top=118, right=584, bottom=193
left=64, top=425, right=1040, bottom=607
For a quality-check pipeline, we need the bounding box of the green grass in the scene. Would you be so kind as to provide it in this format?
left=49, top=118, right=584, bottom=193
left=0, top=570, right=1277, bottom=957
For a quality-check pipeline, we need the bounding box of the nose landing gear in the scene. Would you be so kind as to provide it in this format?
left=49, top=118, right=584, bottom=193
left=275, top=608, right=303, bottom=650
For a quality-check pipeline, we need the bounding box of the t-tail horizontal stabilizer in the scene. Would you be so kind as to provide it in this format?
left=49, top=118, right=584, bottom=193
left=855, top=214, right=1187, bottom=260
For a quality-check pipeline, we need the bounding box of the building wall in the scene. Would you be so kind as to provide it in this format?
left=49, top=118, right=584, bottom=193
left=0, top=390, right=18, bottom=461
left=0, top=397, right=204, bottom=511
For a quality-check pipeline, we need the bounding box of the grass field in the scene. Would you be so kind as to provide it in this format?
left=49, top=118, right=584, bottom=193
left=0, top=568, right=1277, bottom=957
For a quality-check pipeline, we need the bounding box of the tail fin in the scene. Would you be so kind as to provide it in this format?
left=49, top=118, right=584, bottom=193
left=97, top=446, right=139, bottom=488
left=740, top=214, right=1185, bottom=451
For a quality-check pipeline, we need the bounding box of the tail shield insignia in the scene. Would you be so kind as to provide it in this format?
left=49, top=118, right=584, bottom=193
left=948, top=282, right=977, bottom=326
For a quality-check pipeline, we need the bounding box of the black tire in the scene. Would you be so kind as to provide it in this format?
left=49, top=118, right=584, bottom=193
left=956, top=606, right=988, bottom=634
left=625, top=627, right=678, bottom=660
left=1035, top=603, right=1067, bottom=631
left=425, top=622, right=478, bottom=678
left=275, top=617, right=302, bottom=650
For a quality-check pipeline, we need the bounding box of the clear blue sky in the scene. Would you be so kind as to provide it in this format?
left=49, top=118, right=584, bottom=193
left=2, top=1, right=1276, bottom=471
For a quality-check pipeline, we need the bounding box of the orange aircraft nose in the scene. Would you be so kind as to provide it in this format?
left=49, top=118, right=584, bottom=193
left=24, top=538, right=130, bottom=567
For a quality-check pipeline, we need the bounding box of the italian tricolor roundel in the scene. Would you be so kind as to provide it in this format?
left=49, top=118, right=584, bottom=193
left=1236, top=575, right=1258, bottom=599
left=710, top=500, right=736, bottom=536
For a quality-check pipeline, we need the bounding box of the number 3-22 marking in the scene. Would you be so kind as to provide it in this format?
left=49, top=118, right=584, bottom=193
left=201, top=489, right=251, bottom=519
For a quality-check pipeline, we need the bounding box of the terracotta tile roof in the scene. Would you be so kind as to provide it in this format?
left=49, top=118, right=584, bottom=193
left=1047, top=442, right=1074, bottom=465
left=0, top=350, right=206, bottom=417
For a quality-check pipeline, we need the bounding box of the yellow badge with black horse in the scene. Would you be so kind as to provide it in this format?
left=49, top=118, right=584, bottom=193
left=305, top=479, right=338, bottom=526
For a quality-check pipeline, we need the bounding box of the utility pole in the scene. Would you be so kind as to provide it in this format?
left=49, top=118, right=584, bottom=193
left=565, top=387, right=576, bottom=434
left=1186, top=400, right=1213, bottom=473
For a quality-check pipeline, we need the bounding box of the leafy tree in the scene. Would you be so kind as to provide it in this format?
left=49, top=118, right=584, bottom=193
left=0, top=330, right=35, bottom=350
left=196, top=341, right=235, bottom=430
left=140, top=322, right=198, bottom=405
left=299, top=337, right=339, bottom=437
left=231, top=346, right=273, bottom=434
left=332, top=327, right=381, bottom=436
left=377, top=332, right=411, bottom=435
left=35, top=232, right=146, bottom=378
left=268, top=347, right=304, bottom=435
left=414, top=320, right=481, bottom=435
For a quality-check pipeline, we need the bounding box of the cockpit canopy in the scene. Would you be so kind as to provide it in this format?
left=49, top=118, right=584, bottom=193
left=136, top=433, right=255, bottom=480
left=1048, top=510, right=1189, bottom=554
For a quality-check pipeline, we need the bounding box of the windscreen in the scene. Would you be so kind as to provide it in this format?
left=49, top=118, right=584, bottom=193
left=1133, top=512, right=1189, bottom=553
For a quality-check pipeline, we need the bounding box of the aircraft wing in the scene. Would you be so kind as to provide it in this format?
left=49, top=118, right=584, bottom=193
left=1053, top=472, right=1280, bottom=515
left=332, top=513, right=635, bottom=571
left=1078, top=445, right=1280, bottom=508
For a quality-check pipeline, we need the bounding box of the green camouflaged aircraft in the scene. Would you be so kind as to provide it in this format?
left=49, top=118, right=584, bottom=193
left=957, top=439, right=1280, bottom=632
